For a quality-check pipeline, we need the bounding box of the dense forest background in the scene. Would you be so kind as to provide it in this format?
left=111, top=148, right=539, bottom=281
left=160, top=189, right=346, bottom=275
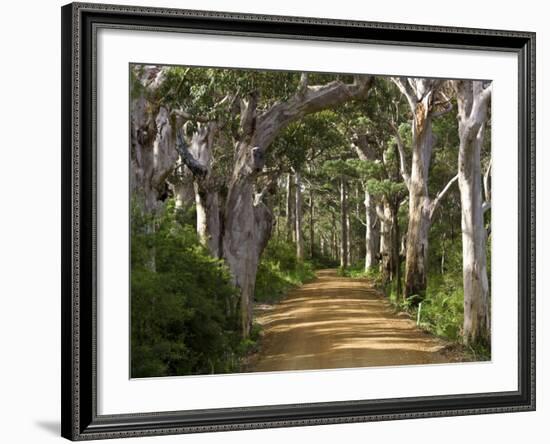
left=130, top=65, right=491, bottom=378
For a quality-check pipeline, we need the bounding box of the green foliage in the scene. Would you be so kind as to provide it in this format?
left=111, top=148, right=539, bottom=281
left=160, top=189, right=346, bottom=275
left=322, top=159, right=359, bottom=180
left=131, top=199, right=241, bottom=378
left=254, top=239, right=315, bottom=303
left=417, top=273, right=464, bottom=341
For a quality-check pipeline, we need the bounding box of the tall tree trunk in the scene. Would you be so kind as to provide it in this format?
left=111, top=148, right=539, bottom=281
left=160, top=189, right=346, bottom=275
left=285, top=173, right=295, bottom=242
left=340, top=180, right=349, bottom=269
left=295, top=171, right=304, bottom=261
left=378, top=202, right=392, bottom=283
left=222, top=175, right=273, bottom=338
left=454, top=80, right=492, bottom=347
left=309, top=188, right=315, bottom=258
left=331, top=211, right=337, bottom=260
left=390, top=201, right=402, bottom=299
left=346, top=210, right=352, bottom=266
left=352, top=134, right=379, bottom=272
left=392, top=77, right=456, bottom=302
left=403, top=103, right=433, bottom=300
left=364, top=187, right=378, bottom=271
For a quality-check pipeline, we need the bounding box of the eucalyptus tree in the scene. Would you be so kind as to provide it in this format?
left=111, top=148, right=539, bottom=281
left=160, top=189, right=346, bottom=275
left=391, top=77, right=458, bottom=301
left=139, top=66, right=373, bottom=337
left=322, top=159, right=360, bottom=269
left=130, top=66, right=180, bottom=214
left=453, top=79, right=492, bottom=346
left=268, top=111, right=344, bottom=261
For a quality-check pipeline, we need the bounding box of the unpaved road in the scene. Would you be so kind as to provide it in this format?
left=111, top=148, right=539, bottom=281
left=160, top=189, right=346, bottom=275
left=248, top=269, right=458, bottom=372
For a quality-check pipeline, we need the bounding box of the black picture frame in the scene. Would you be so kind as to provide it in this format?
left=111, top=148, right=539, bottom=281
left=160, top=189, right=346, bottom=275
left=61, top=2, right=536, bottom=440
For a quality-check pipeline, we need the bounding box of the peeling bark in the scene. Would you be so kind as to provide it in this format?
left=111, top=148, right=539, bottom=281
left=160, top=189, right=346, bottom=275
left=392, top=77, right=456, bottom=302
left=130, top=66, right=178, bottom=213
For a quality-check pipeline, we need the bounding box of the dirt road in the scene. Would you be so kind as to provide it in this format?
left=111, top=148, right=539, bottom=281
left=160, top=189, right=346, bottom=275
left=248, top=269, right=457, bottom=372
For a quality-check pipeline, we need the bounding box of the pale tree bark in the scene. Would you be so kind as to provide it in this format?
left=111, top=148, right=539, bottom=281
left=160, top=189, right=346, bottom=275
left=352, top=134, right=380, bottom=271
left=285, top=173, right=295, bottom=242
left=309, top=188, right=315, bottom=258
left=364, top=192, right=380, bottom=271
left=392, top=77, right=456, bottom=301
left=130, top=67, right=179, bottom=213
left=180, top=74, right=373, bottom=337
left=377, top=201, right=393, bottom=282
left=453, top=79, right=492, bottom=347
left=175, top=124, right=223, bottom=257
left=346, top=211, right=352, bottom=266
left=295, top=171, right=304, bottom=261
left=340, top=180, right=349, bottom=269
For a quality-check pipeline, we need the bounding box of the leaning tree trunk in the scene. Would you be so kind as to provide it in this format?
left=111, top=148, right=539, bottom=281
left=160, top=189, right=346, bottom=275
left=340, top=180, right=349, bottom=269
left=454, top=79, right=492, bottom=347
left=295, top=171, right=304, bottom=261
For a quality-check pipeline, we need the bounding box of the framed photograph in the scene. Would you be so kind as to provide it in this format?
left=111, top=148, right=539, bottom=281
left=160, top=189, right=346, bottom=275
left=61, top=2, right=535, bottom=440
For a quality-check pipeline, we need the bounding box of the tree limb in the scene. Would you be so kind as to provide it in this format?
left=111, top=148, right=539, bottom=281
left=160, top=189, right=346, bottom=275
left=254, top=169, right=282, bottom=205
left=254, top=75, right=373, bottom=150
left=483, top=158, right=492, bottom=205
left=390, top=121, right=411, bottom=190
left=375, top=204, right=391, bottom=223
left=175, top=129, right=207, bottom=179
left=429, top=174, right=458, bottom=220
left=391, top=77, right=417, bottom=110
left=171, top=108, right=210, bottom=123
left=431, top=100, right=453, bottom=118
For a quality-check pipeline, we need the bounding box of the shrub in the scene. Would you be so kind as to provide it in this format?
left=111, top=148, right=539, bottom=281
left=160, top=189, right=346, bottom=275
left=131, top=199, right=241, bottom=378
left=254, top=239, right=315, bottom=303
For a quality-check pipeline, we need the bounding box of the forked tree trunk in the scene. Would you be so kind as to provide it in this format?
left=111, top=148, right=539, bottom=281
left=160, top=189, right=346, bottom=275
left=392, top=77, right=457, bottom=302
left=454, top=80, right=492, bottom=347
